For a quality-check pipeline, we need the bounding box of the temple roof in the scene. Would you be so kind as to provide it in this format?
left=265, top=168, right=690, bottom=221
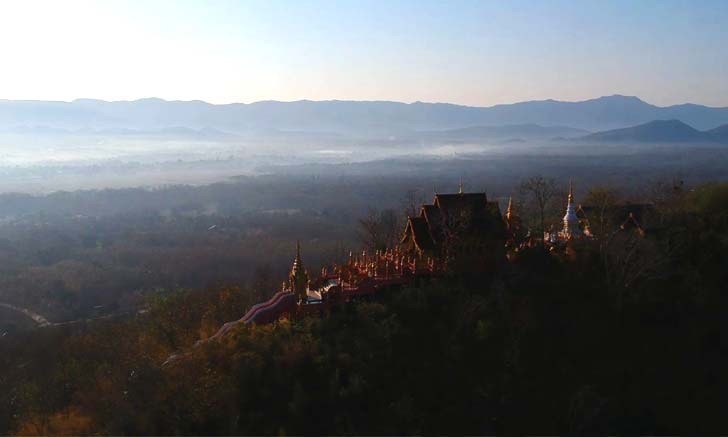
left=401, top=191, right=505, bottom=253
left=405, top=216, right=435, bottom=251
left=421, top=204, right=442, bottom=221
left=576, top=205, right=588, bottom=219
left=421, top=204, right=444, bottom=241
left=434, top=192, right=489, bottom=215
left=620, top=212, right=643, bottom=232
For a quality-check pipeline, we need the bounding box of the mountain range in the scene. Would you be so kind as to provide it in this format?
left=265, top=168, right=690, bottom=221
left=581, top=119, right=728, bottom=144
left=2, top=95, right=728, bottom=135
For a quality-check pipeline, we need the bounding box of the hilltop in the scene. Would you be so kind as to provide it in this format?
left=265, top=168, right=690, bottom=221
left=581, top=119, right=728, bottom=144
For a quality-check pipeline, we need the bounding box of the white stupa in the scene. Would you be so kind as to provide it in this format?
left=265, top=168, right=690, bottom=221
left=560, top=179, right=582, bottom=239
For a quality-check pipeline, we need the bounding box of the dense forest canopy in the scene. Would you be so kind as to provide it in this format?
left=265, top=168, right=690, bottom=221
left=0, top=177, right=726, bottom=434
left=0, top=171, right=686, bottom=324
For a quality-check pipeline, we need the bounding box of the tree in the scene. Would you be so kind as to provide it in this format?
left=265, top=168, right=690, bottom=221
left=400, top=189, right=426, bottom=219
left=358, top=208, right=402, bottom=252
left=519, top=176, right=558, bottom=236
left=583, top=186, right=620, bottom=240
left=648, top=178, right=686, bottom=225
left=251, top=263, right=275, bottom=302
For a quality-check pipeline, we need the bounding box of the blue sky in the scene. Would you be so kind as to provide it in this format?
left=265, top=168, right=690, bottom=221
left=0, top=0, right=726, bottom=106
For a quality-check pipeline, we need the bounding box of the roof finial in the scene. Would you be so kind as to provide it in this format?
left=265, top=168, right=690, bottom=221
left=291, top=240, right=304, bottom=275
left=568, top=178, right=574, bottom=204
left=458, top=177, right=464, bottom=194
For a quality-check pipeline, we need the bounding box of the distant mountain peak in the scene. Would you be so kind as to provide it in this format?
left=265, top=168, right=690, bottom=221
left=581, top=119, right=721, bottom=143
left=134, top=97, right=167, bottom=103
left=589, top=94, right=650, bottom=105
left=641, top=119, right=696, bottom=127
left=601, top=94, right=643, bottom=100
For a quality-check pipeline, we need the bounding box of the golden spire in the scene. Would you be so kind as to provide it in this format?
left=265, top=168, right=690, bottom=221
left=568, top=178, right=574, bottom=204
left=290, top=240, right=308, bottom=303
left=458, top=177, right=464, bottom=194
left=291, top=240, right=303, bottom=273
left=506, top=196, right=514, bottom=220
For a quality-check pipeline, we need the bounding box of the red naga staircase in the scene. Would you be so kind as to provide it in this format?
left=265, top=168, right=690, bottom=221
left=204, top=290, right=297, bottom=342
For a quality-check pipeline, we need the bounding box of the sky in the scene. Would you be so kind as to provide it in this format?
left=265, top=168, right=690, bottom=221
left=0, top=0, right=727, bottom=107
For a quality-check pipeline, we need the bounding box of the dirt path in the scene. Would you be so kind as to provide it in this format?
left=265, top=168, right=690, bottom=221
left=0, top=302, right=52, bottom=327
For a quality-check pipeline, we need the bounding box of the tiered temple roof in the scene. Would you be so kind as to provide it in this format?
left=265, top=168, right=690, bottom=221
left=401, top=190, right=504, bottom=255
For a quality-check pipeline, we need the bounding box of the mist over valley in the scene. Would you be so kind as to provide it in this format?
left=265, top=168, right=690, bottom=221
left=2, top=1, right=728, bottom=433
left=1, top=95, right=727, bottom=192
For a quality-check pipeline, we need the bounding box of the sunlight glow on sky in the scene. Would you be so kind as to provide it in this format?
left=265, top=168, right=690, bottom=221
left=0, top=0, right=727, bottom=106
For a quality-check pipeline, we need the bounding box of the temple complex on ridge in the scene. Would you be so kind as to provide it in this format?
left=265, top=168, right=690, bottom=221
left=237, top=180, right=655, bottom=326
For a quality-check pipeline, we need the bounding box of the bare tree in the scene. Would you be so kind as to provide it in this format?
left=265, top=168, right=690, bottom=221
left=648, top=177, right=687, bottom=225
left=400, top=188, right=426, bottom=218
left=519, top=175, right=558, bottom=236
left=251, top=263, right=275, bottom=302
left=601, top=228, right=674, bottom=316
left=584, top=185, right=620, bottom=240
left=358, top=208, right=402, bottom=252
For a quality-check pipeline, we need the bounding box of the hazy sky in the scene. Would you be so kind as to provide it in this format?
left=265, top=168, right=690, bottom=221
left=0, top=0, right=727, bottom=107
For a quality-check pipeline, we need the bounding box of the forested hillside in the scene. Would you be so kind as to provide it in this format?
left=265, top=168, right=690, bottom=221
left=1, top=183, right=726, bottom=434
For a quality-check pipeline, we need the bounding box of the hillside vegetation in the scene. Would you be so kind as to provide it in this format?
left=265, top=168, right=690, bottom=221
left=1, top=183, right=726, bottom=434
